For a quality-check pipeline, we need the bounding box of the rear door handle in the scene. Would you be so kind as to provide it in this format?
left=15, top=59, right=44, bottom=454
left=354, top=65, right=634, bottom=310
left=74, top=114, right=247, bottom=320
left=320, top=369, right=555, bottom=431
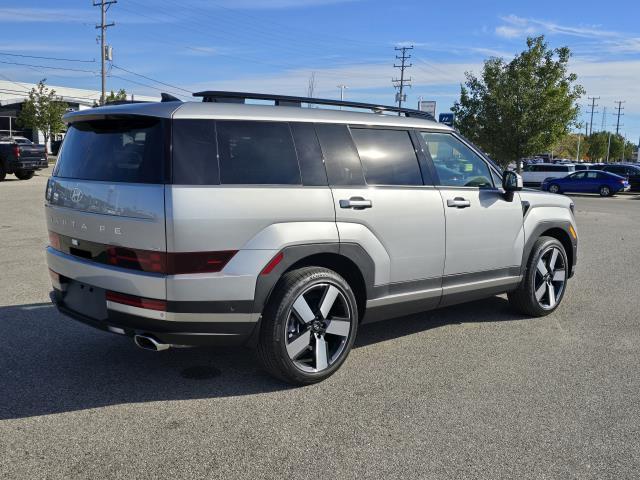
left=339, top=197, right=372, bottom=209
left=447, top=197, right=471, bottom=208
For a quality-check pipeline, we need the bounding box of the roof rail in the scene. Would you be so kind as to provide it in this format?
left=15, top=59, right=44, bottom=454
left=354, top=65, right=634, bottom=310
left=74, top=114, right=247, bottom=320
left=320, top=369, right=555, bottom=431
left=192, top=91, right=435, bottom=121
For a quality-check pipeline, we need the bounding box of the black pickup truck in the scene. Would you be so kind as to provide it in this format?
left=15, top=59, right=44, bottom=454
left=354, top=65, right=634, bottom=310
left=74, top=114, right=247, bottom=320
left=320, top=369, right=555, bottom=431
left=0, top=136, right=48, bottom=181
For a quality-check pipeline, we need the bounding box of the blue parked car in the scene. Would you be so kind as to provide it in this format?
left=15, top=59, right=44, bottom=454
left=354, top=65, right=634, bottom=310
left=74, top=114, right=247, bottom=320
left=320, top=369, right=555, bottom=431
left=542, top=170, right=630, bottom=197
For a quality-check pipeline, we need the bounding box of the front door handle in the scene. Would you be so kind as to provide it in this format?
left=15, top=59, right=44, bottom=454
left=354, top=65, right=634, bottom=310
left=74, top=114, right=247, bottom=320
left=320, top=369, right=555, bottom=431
left=447, top=197, right=471, bottom=208
left=340, top=197, right=372, bottom=210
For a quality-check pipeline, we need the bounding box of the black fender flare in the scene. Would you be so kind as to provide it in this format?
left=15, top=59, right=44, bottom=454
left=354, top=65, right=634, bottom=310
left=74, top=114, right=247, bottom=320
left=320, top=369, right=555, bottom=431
left=252, top=242, right=375, bottom=315
left=522, top=220, right=577, bottom=278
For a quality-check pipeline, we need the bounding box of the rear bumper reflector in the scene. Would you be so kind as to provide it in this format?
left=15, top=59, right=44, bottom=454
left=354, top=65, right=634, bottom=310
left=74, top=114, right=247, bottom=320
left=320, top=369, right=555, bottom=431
left=106, top=291, right=167, bottom=312
left=261, top=251, right=284, bottom=275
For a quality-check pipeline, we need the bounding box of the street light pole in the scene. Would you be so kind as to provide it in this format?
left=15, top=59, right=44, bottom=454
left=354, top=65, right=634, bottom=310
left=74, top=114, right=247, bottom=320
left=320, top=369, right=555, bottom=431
left=337, top=85, right=348, bottom=110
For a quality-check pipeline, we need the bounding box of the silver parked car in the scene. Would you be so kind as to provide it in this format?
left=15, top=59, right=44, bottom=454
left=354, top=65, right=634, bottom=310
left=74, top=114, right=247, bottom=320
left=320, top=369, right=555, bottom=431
left=46, top=92, right=578, bottom=384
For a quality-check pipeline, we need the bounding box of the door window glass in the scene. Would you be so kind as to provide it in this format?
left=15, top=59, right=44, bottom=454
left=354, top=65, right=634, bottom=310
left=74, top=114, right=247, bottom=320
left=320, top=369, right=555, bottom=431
left=420, top=132, right=493, bottom=188
left=350, top=128, right=422, bottom=185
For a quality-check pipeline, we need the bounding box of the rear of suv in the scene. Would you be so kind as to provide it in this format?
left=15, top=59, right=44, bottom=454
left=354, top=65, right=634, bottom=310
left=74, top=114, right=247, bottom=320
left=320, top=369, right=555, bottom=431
left=46, top=92, right=578, bottom=384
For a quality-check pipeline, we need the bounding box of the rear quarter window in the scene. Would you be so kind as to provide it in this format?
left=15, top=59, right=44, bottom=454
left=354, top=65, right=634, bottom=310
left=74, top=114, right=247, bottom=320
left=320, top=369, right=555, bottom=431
left=172, top=119, right=219, bottom=185
left=53, top=117, right=166, bottom=184
left=217, top=121, right=301, bottom=185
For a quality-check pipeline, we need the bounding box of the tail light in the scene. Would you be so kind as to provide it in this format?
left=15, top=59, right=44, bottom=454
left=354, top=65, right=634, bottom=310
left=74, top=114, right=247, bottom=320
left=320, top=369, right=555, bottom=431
left=106, top=291, right=166, bottom=311
left=166, top=251, right=237, bottom=275
left=48, top=231, right=61, bottom=250
left=107, top=246, right=166, bottom=273
left=13, top=145, right=20, bottom=158
left=105, top=246, right=237, bottom=275
left=47, top=231, right=236, bottom=275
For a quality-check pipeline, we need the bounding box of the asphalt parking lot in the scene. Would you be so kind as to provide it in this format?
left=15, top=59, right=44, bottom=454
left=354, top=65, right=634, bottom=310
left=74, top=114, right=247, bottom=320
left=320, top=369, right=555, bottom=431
left=1, top=168, right=639, bottom=479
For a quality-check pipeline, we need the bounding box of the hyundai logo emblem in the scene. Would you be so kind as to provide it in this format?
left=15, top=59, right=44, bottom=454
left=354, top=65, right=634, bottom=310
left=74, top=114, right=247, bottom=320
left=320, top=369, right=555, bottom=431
left=71, top=188, right=83, bottom=203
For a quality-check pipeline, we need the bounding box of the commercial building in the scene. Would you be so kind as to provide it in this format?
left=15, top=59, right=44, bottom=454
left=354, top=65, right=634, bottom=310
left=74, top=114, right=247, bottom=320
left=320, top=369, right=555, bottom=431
left=0, top=80, right=156, bottom=146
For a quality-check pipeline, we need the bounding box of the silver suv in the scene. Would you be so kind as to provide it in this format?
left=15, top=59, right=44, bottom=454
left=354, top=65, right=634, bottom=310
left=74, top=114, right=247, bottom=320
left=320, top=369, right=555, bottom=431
left=46, top=92, right=578, bottom=384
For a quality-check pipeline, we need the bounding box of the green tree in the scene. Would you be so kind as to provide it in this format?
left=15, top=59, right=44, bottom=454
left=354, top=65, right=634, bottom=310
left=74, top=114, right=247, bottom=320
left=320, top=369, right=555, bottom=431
left=586, top=132, right=626, bottom=162
left=105, top=88, right=128, bottom=103
left=451, top=36, right=584, bottom=170
left=18, top=79, right=67, bottom=152
left=551, top=133, right=586, bottom=160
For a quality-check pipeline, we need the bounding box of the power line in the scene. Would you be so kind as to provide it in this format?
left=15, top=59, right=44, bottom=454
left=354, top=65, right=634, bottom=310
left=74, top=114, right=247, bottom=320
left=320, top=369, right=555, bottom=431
left=392, top=45, right=413, bottom=113
left=108, top=74, right=191, bottom=100
left=111, top=65, right=193, bottom=95
left=614, top=100, right=625, bottom=135
left=0, top=51, right=95, bottom=63
left=0, top=59, right=96, bottom=73
left=587, top=96, right=599, bottom=136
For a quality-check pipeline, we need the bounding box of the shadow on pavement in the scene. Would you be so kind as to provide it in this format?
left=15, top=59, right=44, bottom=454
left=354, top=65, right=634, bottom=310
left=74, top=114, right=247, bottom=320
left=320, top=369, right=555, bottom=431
left=0, top=296, right=528, bottom=420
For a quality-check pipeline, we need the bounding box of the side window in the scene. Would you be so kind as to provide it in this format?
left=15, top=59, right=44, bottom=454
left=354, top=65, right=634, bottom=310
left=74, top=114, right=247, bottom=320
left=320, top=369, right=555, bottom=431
left=572, top=171, right=586, bottom=179
left=420, top=132, right=493, bottom=188
left=350, top=128, right=422, bottom=186
left=217, top=121, right=301, bottom=185
left=172, top=119, right=219, bottom=185
left=490, top=168, right=502, bottom=186
left=289, top=123, right=328, bottom=186
left=315, top=123, right=364, bottom=186
left=586, top=171, right=598, bottom=179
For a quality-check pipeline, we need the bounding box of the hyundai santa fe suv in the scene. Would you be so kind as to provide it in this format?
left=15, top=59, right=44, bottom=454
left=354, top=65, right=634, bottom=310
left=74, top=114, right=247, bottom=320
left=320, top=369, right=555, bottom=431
left=46, top=91, right=578, bottom=384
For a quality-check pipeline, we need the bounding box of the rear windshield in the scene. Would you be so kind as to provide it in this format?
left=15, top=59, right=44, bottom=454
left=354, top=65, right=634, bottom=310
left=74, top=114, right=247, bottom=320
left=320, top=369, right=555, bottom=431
left=53, top=117, right=165, bottom=183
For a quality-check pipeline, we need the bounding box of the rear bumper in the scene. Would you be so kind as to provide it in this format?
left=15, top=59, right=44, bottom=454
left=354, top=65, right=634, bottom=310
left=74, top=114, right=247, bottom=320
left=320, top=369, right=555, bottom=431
left=46, top=247, right=260, bottom=347
left=51, top=289, right=259, bottom=346
left=9, top=158, right=48, bottom=171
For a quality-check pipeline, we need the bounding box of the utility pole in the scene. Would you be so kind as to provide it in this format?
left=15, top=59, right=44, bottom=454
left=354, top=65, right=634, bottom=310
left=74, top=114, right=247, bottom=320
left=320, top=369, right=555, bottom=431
left=587, top=96, right=599, bottom=136
left=614, top=100, right=625, bottom=135
left=94, top=0, right=117, bottom=106
left=606, top=132, right=612, bottom=163
left=600, top=106, right=607, bottom=132
left=307, top=72, right=316, bottom=99
left=392, top=46, right=413, bottom=114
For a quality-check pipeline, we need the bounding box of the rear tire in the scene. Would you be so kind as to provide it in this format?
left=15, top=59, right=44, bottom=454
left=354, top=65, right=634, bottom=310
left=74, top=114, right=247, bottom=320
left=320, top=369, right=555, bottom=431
left=508, top=236, right=569, bottom=317
left=0, top=164, right=6, bottom=181
left=15, top=170, right=34, bottom=180
left=548, top=184, right=561, bottom=194
left=599, top=185, right=611, bottom=197
left=257, top=267, right=358, bottom=385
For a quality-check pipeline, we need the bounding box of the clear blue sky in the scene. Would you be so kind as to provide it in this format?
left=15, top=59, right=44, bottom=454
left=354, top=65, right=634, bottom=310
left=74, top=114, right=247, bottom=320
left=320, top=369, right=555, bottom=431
left=1, top=0, right=638, bottom=145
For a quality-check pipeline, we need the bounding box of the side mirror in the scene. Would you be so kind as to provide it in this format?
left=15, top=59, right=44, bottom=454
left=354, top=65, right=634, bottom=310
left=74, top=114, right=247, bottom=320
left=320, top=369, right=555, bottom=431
left=502, top=170, right=523, bottom=192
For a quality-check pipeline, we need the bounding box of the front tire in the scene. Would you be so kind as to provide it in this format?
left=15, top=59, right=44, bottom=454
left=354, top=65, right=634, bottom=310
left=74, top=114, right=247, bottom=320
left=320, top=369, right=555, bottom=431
left=508, top=236, right=568, bottom=317
left=0, top=163, right=6, bottom=181
left=257, top=267, right=358, bottom=385
left=599, top=185, right=611, bottom=197
left=15, top=170, right=35, bottom=180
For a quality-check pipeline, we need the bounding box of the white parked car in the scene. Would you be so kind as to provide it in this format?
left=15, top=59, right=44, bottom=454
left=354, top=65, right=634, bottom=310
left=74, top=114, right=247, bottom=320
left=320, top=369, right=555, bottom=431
left=522, top=163, right=576, bottom=187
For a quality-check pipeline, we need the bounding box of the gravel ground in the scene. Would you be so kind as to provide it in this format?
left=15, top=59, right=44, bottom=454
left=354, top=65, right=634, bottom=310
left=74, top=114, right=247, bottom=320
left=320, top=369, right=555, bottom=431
left=1, top=168, right=639, bottom=479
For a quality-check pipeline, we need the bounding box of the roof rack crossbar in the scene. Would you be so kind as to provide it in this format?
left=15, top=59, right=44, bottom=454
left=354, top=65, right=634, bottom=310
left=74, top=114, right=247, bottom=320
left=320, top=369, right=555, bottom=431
left=192, top=91, right=435, bottom=120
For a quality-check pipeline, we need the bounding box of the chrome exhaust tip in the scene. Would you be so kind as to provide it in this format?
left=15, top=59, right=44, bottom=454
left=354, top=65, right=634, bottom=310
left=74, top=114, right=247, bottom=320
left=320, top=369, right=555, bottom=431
left=133, top=334, right=171, bottom=352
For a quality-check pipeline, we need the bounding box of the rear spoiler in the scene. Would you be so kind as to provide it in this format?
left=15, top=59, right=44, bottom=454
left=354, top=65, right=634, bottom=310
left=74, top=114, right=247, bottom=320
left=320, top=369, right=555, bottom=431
left=62, top=99, right=183, bottom=124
